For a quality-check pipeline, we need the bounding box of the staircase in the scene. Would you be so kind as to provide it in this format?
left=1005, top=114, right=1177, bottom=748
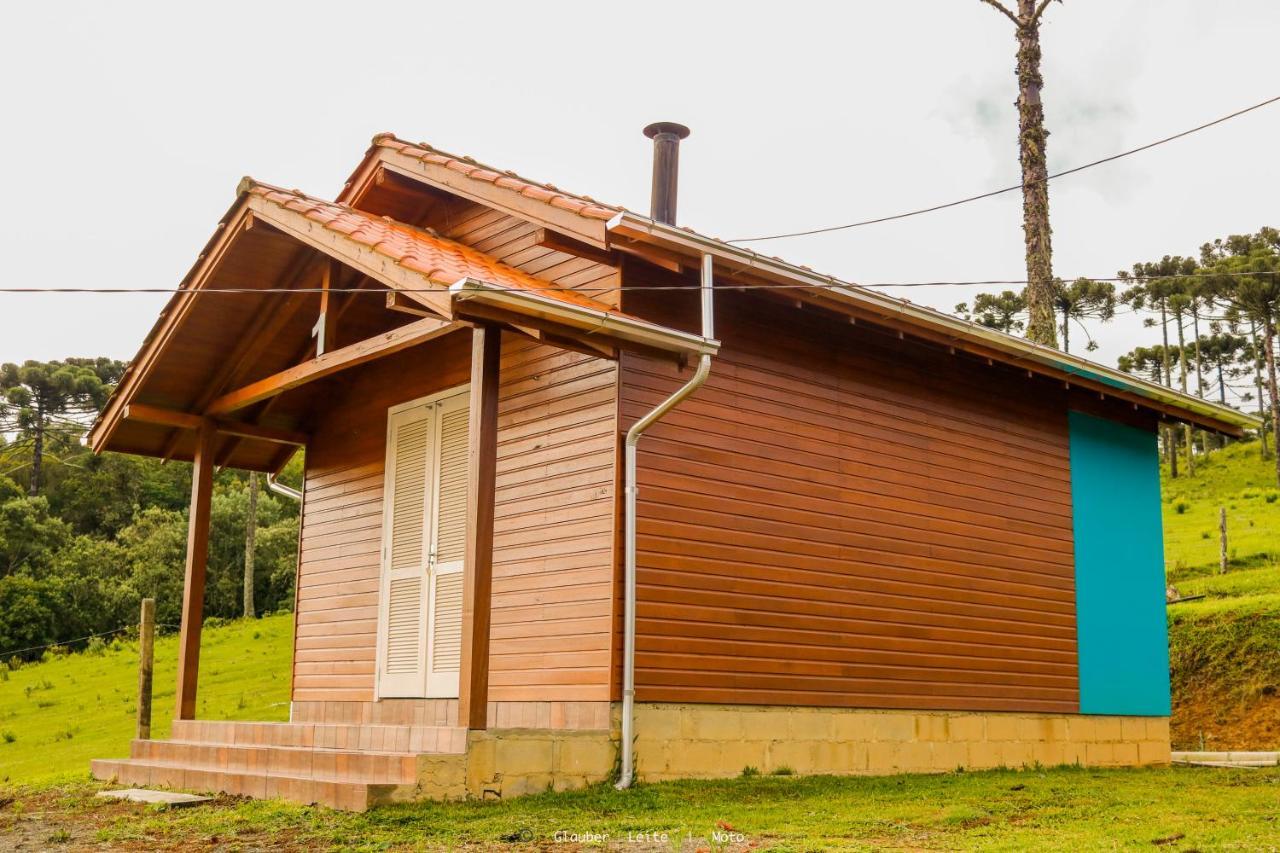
left=91, top=719, right=467, bottom=811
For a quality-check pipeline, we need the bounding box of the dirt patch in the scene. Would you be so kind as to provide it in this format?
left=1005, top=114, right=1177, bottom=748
left=1172, top=685, right=1280, bottom=751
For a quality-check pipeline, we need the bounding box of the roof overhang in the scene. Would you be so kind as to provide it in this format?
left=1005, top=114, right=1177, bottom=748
left=89, top=179, right=707, bottom=464
left=606, top=212, right=1259, bottom=437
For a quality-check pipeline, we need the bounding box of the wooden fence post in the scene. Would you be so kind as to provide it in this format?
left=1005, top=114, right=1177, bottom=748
left=1218, top=507, right=1228, bottom=575
left=136, top=598, right=155, bottom=740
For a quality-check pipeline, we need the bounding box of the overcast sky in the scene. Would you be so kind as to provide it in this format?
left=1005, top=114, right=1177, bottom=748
left=3, top=1, right=1277, bottom=404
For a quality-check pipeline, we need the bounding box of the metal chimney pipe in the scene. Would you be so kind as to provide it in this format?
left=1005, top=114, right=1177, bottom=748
left=643, top=122, right=690, bottom=225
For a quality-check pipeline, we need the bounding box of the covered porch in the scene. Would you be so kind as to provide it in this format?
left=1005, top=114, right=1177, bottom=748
left=86, top=180, right=713, bottom=809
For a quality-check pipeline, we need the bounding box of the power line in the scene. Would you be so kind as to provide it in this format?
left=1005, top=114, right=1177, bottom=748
left=0, top=269, right=1272, bottom=295
left=727, top=94, right=1280, bottom=243
left=0, top=623, right=180, bottom=660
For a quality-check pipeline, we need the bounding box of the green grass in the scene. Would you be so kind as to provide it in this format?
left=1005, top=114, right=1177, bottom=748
left=1161, top=440, right=1280, bottom=749
left=4, top=766, right=1280, bottom=850
left=0, top=614, right=291, bottom=784
left=1162, top=439, right=1280, bottom=577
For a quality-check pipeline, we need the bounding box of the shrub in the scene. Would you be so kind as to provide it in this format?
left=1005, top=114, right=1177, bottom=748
left=1174, top=500, right=1191, bottom=515
left=1, top=730, right=14, bottom=743
left=85, top=636, right=107, bottom=656
left=741, top=766, right=759, bottom=778
left=1266, top=492, right=1279, bottom=504
left=770, top=766, right=795, bottom=776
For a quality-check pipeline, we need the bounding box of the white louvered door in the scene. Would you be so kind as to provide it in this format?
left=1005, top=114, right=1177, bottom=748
left=425, top=391, right=468, bottom=698
left=375, top=387, right=469, bottom=700
left=376, top=404, right=435, bottom=698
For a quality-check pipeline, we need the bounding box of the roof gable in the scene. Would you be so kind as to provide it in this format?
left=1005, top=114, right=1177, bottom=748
left=339, top=134, right=622, bottom=248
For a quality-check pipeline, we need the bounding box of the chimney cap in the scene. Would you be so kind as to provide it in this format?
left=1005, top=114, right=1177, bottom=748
left=643, top=122, right=691, bottom=140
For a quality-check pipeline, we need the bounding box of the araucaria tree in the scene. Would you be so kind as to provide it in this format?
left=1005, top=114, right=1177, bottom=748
left=1199, top=228, right=1280, bottom=486
left=0, top=359, right=125, bottom=495
left=955, top=290, right=1028, bottom=334
left=980, top=0, right=1061, bottom=348
left=1053, top=277, right=1115, bottom=353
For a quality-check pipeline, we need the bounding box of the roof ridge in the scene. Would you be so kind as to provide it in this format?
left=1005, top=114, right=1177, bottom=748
left=367, top=133, right=626, bottom=222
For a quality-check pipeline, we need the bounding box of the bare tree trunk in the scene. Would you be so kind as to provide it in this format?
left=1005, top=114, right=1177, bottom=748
left=1013, top=0, right=1058, bottom=348
left=1252, top=321, right=1270, bottom=460
left=1161, top=300, right=1177, bottom=476
left=244, top=472, right=258, bottom=619
left=29, top=397, right=44, bottom=496
left=1264, top=320, right=1280, bottom=488
left=1192, top=307, right=1204, bottom=396
left=1175, top=309, right=1194, bottom=475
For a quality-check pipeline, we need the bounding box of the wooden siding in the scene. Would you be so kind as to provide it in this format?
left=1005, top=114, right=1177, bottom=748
left=293, top=331, right=617, bottom=703
left=619, top=289, right=1083, bottom=714
left=488, top=336, right=618, bottom=702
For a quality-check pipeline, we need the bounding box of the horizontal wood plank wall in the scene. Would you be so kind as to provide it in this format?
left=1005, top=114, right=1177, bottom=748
left=618, top=290, right=1082, bottom=714
left=489, top=336, right=618, bottom=702
left=292, top=330, right=617, bottom=704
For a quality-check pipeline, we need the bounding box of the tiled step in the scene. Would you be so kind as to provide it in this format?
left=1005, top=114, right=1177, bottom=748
left=170, top=719, right=467, bottom=753
left=91, top=758, right=415, bottom=812
left=131, top=739, right=418, bottom=783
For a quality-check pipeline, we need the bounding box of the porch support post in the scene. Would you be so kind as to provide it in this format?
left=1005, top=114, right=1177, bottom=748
left=459, top=325, right=500, bottom=730
left=175, top=419, right=216, bottom=720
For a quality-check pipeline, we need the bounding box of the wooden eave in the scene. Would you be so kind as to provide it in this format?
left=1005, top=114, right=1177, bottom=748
left=606, top=214, right=1258, bottom=438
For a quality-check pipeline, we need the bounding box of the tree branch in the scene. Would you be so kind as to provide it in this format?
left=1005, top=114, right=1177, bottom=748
left=978, top=0, right=1020, bottom=25
left=1030, top=0, right=1057, bottom=25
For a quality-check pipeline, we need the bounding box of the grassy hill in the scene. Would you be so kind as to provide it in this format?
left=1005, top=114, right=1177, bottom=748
left=1162, top=439, right=1280, bottom=750
left=0, top=614, right=291, bottom=784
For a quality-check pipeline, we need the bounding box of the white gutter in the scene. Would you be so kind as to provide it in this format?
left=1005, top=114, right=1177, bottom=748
left=616, top=252, right=716, bottom=790
left=606, top=212, right=1259, bottom=433
left=448, top=277, right=720, bottom=358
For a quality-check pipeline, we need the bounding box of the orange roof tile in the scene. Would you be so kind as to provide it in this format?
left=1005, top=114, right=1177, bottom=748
left=244, top=180, right=615, bottom=314
left=368, top=134, right=624, bottom=222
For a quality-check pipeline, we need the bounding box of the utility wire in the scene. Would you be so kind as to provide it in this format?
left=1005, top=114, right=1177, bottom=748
left=727, top=94, right=1280, bottom=243
left=0, top=623, right=180, bottom=660
left=0, top=269, right=1273, bottom=295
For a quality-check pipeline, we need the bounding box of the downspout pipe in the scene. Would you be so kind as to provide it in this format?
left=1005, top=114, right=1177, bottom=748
left=266, top=471, right=302, bottom=502
left=617, top=252, right=715, bottom=790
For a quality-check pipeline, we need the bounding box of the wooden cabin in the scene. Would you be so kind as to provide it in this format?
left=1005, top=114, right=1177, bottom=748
left=88, top=129, right=1255, bottom=810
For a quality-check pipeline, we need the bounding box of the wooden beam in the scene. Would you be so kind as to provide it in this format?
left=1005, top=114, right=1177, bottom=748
left=458, top=326, right=500, bottom=731
left=175, top=420, right=216, bottom=720
left=206, top=316, right=456, bottom=416
left=535, top=228, right=619, bottom=267
left=124, top=404, right=201, bottom=431
left=123, top=404, right=308, bottom=446
left=215, top=420, right=308, bottom=447
left=311, top=258, right=338, bottom=356
left=610, top=237, right=687, bottom=274
left=386, top=290, right=435, bottom=317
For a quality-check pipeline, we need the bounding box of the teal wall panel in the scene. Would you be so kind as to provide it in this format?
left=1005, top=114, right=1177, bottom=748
left=1068, top=411, right=1171, bottom=716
